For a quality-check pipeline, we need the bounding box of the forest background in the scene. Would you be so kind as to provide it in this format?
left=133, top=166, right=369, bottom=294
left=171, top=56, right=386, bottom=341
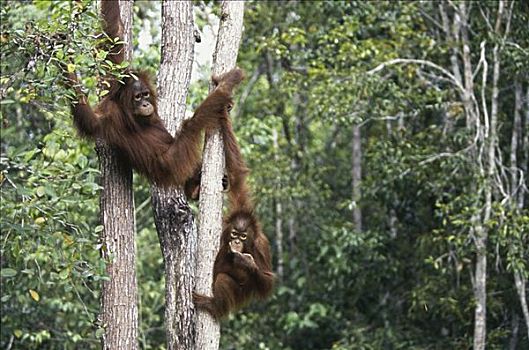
left=1, top=1, right=528, bottom=349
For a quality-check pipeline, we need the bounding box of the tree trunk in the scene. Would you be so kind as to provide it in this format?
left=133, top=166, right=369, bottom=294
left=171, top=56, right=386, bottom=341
left=195, top=2, right=244, bottom=349
left=272, top=128, right=284, bottom=280
left=151, top=2, right=197, bottom=349
left=474, top=3, right=506, bottom=347
left=509, top=81, right=529, bottom=340
left=351, top=124, right=362, bottom=231
left=439, top=1, right=462, bottom=98
left=97, top=1, right=138, bottom=349
left=510, top=80, right=522, bottom=204
left=438, top=1, right=459, bottom=136
left=458, top=2, right=477, bottom=130
left=474, top=3, right=506, bottom=348
left=457, top=3, right=489, bottom=349
left=520, top=85, right=529, bottom=209
left=472, top=233, right=487, bottom=350
left=509, top=312, right=519, bottom=350
left=514, top=271, right=529, bottom=340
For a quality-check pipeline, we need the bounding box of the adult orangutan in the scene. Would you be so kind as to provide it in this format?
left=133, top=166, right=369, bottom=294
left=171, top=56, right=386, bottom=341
left=65, top=0, right=244, bottom=189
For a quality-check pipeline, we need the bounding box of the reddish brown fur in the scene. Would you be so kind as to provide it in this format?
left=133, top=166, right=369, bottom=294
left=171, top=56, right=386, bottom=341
left=67, top=1, right=242, bottom=188
left=184, top=69, right=250, bottom=204
left=71, top=70, right=237, bottom=187
left=193, top=210, right=275, bottom=319
left=100, top=0, right=124, bottom=64
left=192, top=71, right=274, bottom=319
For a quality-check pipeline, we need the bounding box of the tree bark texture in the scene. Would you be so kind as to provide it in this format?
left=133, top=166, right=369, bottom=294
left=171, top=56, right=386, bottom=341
left=96, top=1, right=138, bottom=349
left=195, top=2, right=244, bottom=349
left=472, top=236, right=487, bottom=350
left=151, top=2, right=197, bottom=350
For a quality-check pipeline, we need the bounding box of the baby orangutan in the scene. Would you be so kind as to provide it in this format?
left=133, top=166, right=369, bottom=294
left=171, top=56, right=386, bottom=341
left=193, top=206, right=275, bottom=319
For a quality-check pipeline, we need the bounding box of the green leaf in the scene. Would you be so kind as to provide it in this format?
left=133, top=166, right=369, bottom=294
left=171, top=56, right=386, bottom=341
left=23, top=149, right=39, bottom=162
left=36, top=186, right=46, bottom=197
left=63, top=233, right=74, bottom=246
left=0, top=268, right=17, bottom=278
left=59, top=269, right=70, bottom=280
left=96, top=50, right=107, bottom=60
left=55, top=49, right=65, bottom=60
left=35, top=217, right=46, bottom=225
left=95, top=327, right=105, bottom=338
left=67, top=63, right=76, bottom=73
left=77, top=155, right=88, bottom=168
left=21, top=269, right=35, bottom=276
left=86, top=10, right=98, bottom=19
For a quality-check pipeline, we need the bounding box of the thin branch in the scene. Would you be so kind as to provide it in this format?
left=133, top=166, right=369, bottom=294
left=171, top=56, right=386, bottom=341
left=235, top=63, right=263, bottom=119
left=478, top=5, right=494, bottom=32
left=502, top=0, right=514, bottom=43
left=494, top=0, right=505, bottom=34
left=367, top=58, right=466, bottom=94
left=419, top=6, right=444, bottom=31
left=472, top=41, right=486, bottom=81
left=505, top=41, right=528, bottom=54
left=480, top=41, right=490, bottom=140
left=358, top=112, right=410, bottom=128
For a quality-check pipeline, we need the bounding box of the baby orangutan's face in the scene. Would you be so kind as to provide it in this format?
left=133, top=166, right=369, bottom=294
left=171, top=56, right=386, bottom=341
left=229, top=228, right=248, bottom=253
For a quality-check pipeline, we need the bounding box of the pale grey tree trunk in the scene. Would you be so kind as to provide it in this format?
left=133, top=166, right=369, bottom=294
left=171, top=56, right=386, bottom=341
left=458, top=3, right=485, bottom=349
left=509, top=81, right=529, bottom=340
left=519, top=83, right=529, bottom=338
left=458, top=2, right=477, bottom=129
left=351, top=124, right=362, bottom=231
left=472, top=231, right=487, bottom=350
left=473, top=3, right=512, bottom=349
left=439, top=1, right=462, bottom=92
left=518, top=84, right=529, bottom=208
left=474, top=3, right=509, bottom=349
left=151, top=2, right=197, bottom=350
left=288, top=216, right=297, bottom=252
left=438, top=1, right=459, bottom=136
left=510, top=80, right=522, bottom=205
left=272, top=128, right=284, bottom=280
left=97, top=1, right=138, bottom=349
left=275, top=199, right=284, bottom=279
left=195, top=2, right=244, bottom=349
left=509, top=312, right=519, bottom=350
left=291, top=88, right=308, bottom=251
left=456, top=3, right=488, bottom=349
left=514, top=271, right=529, bottom=340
